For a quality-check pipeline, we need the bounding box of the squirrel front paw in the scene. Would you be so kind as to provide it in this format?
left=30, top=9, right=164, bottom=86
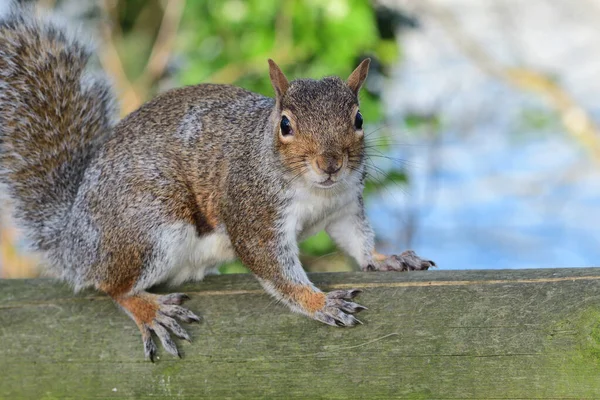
left=364, top=250, right=435, bottom=272
left=313, top=289, right=367, bottom=327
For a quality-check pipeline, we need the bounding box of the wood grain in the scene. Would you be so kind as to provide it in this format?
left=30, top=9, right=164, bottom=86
left=1, top=268, right=600, bottom=399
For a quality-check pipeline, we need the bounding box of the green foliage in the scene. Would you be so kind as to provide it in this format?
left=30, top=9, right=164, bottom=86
left=177, top=0, right=396, bottom=122
left=364, top=169, right=407, bottom=196
left=517, top=108, right=559, bottom=134
left=219, top=260, right=249, bottom=274
left=300, top=231, right=337, bottom=256
left=404, top=113, right=441, bottom=131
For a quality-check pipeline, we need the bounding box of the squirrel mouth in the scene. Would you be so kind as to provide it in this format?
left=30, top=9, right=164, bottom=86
left=317, top=178, right=337, bottom=188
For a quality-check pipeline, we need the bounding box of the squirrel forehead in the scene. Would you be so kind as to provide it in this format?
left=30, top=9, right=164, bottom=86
left=281, top=77, right=358, bottom=118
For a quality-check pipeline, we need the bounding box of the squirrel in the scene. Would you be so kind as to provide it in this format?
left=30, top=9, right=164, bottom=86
left=0, top=9, right=434, bottom=360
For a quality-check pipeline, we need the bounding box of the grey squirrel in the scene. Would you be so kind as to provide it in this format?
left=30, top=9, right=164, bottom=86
left=0, top=9, right=434, bottom=360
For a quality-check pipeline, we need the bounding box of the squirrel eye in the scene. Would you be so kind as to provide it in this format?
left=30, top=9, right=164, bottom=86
left=354, top=111, right=363, bottom=130
left=280, top=116, right=293, bottom=136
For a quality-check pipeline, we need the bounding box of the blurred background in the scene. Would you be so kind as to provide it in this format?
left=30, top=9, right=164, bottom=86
left=1, top=0, right=599, bottom=278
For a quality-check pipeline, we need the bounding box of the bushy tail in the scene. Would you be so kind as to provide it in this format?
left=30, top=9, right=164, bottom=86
left=0, top=9, right=117, bottom=251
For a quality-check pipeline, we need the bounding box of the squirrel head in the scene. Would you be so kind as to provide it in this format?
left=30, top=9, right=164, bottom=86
left=268, top=59, right=370, bottom=191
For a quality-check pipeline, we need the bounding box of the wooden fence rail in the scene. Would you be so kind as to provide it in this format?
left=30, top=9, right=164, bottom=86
left=2, top=268, right=600, bottom=399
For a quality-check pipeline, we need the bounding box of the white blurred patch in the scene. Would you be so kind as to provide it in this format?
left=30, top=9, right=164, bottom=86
left=0, top=0, right=13, bottom=18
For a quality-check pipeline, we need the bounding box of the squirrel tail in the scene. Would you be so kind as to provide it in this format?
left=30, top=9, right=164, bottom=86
left=0, top=9, right=118, bottom=251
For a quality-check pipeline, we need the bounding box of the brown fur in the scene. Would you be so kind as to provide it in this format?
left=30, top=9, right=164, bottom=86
left=372, top=251, right=388, bottom=262
left=288, top=285, right=327, bottom=314
left=347, top=59, right=371, bottom=95
left=117, top=294, right=160, bottom=326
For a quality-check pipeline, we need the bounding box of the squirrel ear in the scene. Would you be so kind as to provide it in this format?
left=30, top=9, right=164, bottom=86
left=268, top=59, right=290, bottom=101
left=347, top=58, right=371, bottom=96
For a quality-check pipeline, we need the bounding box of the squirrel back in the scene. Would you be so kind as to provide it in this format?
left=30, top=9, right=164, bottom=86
left=0, top=10, right=117, bottom=251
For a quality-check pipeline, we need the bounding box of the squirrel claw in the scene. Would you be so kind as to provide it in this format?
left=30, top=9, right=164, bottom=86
left=315, top=308, right=361, bottom=327
left=159, top=293, right=190, bottom=305
left=135, top=293, right=201, bottom=361
left=155, top=311, right=192, bottom=342
left=159, top=304, right=201, bottom=324
left=327, top=289, right=362, bottom=299
left=363, top=250, right=435, bottom=272
left=329, top=298, right=367, bottom=314
left=314, top=289, right=366, bottom=327
left=142, top=326, right=158, bottom=362
left=148, top=319, right=180, bottom=358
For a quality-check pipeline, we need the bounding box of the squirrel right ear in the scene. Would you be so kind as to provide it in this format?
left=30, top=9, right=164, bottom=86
left=347, top=58, right=371, bottom=96
left=268, top=59, right=289, bottom=102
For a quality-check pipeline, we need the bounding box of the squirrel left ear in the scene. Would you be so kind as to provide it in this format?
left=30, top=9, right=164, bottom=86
left=268, top=59, right=289, bottom=103
left=347, top=58, right=371, bottom=96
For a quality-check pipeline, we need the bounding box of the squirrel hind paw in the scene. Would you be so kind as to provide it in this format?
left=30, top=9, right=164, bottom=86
left=115, top=292, right=200, bottom=361
left=313, top=289, right=366, bottom=327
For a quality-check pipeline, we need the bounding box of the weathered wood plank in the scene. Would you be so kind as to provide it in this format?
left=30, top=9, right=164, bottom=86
left=1, top=269, right=600, bottom=399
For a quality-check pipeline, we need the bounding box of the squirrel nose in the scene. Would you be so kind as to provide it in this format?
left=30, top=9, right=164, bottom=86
left=316, top=156, right=342, bottom=175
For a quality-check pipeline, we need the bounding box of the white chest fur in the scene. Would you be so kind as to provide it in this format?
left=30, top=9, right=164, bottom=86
left=287, top=184, right=356, bottom=240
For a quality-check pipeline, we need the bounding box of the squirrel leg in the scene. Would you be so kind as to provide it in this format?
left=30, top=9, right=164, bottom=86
left=111, top=291, right=200, bottom=361
left=226, top=224, right=365, bottom=326
left=259, top=278, right=367, bottom=327
left=326, top=197, right=436, bottom=272
left=223, top=189, right=366, bottom=326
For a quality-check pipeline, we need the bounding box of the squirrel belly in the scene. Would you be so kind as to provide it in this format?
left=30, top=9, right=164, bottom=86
left=135, top=223, right=236, bottom=288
